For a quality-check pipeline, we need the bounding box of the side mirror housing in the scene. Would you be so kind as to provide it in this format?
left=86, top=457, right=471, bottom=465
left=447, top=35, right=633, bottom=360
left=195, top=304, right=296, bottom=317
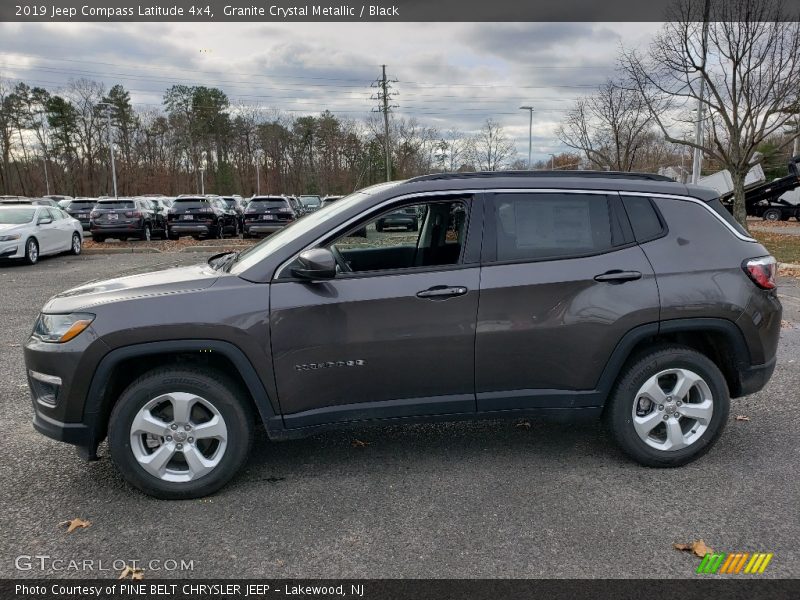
left=292, top=248, right=337, bottom=280
left=37, top=218, right=52, bottom=225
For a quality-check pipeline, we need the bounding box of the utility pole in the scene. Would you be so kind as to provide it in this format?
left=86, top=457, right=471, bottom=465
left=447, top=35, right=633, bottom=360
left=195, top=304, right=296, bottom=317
left=254, top=150, right=262, bottom=195
left=42, top=154, right=50, bottom=195
left=691, top=0, right=711, bottom=184
left=549, top=153, right=556, bottom=170
left=199, top=151, right=207, bottom=195
left=372, top=65, right=397, bottom=182
left=97, top=102, right=118, bottom=198
left=519, top=106, right=534, bottom=169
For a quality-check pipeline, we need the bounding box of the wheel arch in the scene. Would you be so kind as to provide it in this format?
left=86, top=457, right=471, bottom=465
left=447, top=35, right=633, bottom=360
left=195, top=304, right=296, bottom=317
left=83, top=340, right=276, bottom=457
left=596, top=318, right=751, bottom=403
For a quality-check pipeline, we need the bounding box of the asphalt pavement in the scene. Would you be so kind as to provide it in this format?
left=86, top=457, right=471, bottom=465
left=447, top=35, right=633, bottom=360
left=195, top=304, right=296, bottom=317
left=1, top=253, right=798, bottom=579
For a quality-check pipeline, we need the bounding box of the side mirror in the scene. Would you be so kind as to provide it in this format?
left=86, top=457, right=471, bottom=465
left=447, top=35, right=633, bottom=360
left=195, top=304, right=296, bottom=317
left=292, top=248, right=337, bottom=280
left=37, top=217, right=52, bottom=225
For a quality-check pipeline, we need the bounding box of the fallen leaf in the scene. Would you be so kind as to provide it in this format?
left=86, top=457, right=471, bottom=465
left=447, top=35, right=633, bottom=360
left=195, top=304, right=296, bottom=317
left=781, top=320, right=793, bottom=329
left=673, top=539, right=713, bottom=558
left=735, top=415, right=751, bottom=421
left=59, top=518, right=91, bottom=533
left=9, top=343, right=20, bottom=347
left=118, top=565, right=145, bottom=580
left=515, top=420, right=532, bottom=429
left=351, top=439, right=370, bottom=448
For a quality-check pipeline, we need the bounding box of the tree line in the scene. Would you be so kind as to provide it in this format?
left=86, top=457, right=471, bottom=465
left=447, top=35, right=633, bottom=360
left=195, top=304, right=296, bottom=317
left=0, top=78, right=521, bottom=199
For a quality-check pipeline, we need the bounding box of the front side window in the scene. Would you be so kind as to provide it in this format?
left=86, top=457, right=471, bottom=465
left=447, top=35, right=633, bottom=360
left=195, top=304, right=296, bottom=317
left=492, top=193, right=613, bottom=262
left=327, top=199, right=468, bottom=274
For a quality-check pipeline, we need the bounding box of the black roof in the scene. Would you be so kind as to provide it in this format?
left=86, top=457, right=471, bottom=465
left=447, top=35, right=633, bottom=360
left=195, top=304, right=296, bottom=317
left=409, top=170, right=673, bottom=183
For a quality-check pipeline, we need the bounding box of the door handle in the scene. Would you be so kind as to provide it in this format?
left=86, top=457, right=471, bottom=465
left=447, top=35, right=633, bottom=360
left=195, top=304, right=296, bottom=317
left=416, top=285, right=468, bottom=299
left=594, top=270, right=642, bottom=284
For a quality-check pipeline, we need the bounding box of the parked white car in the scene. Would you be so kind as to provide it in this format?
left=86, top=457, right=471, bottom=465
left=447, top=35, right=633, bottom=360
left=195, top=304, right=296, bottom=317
left=0, top=205, right=83, bottom=265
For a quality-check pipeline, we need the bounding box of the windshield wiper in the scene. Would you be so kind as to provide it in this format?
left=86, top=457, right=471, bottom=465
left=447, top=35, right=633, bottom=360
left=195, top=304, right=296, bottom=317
left=208, top=251, right=238, bottom=271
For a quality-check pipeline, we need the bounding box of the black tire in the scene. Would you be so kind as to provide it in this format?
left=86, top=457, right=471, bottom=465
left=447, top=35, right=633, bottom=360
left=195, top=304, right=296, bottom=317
left=242, top=231, right=251, bottom=239
left=762, top=208, right=782, bottom=221
left=108, top=368, right=254, bottom=500
left=69, top=232, right=82, bottom=255
left=410, top=218, right=418, bottom=232
left=140, top=224, right=152, bottom=242
left=23, top=237, right=39, bottom=265
left=375, top=220, right=384, bottom=232
left=91, top=234, right=105, bottom=243
left=605, top=345, right=729, bottom=468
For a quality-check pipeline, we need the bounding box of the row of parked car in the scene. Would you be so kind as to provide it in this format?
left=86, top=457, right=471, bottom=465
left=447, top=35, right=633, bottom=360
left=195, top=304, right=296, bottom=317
left=0, top=193, right=345, bottom=243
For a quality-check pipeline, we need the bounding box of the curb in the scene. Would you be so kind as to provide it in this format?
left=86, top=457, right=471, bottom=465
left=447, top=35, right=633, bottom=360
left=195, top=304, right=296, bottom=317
left=83, top=247, right=161, bottom=254
left=779, top=262, right=800, bottom=270
left=180, top=245, right=251, bottom=253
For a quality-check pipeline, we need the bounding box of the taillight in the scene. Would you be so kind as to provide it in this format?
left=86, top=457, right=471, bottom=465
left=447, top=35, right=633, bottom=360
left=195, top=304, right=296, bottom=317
left=125, top=211, right=142, bottom=218
left=743, top=256, right=777, bottom=290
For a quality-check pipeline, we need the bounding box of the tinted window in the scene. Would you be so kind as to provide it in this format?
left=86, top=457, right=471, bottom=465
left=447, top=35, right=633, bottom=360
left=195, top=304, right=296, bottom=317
left=248, top=199, right=289, bottom=210
left=97, top=200, right=135, bottom=209
left=493, top=193, right=613, bottom=262
left=69, top=200, right=97, bottom=209
left=621, top=196, right=664, bottom=242
left=173, top=198, right=209, bottom=209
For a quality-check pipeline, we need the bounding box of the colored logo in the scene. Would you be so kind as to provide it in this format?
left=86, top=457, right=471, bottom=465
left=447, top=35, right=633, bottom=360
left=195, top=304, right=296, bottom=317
left=697, top=552, right=773, bottom=574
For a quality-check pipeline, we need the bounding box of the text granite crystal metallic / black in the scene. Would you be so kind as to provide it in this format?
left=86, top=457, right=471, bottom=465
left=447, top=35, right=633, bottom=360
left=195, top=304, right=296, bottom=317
left=23, top=171, right=781, bottom=499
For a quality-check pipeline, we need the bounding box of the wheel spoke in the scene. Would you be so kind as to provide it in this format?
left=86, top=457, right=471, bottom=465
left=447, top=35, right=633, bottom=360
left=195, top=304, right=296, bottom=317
left=637, top=375, right=668, bottom=404
left=182, top=445, right=216, bottom=479
left=679, top=399, right=713, bottom=424
left=169, top=393, right=196, bottom=424
left=664, top=419, right=687, bottom=450
left=130, top=409, right=168, bottom=437
left=670, top=370, right=702, bottom=401
left=193, top=416, right=227, bottom=441
left=139, top=444, right=175, bottom=477
left=633, top=410, right=663, bottom=438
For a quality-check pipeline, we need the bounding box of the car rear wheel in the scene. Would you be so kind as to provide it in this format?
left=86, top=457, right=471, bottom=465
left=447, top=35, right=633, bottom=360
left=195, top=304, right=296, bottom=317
left=140, top=224, right=152, bottom=241
left=762, top=208, right=782, bottom=221
left=108, top=368, right=254, bottom=499
left=375, top=220, right=384, bottom=232
left=92, top=235, right=105, bottom=243
left=605, top=345, right=729, bottom=467
left=24, top=237, right=38, bottom=265
left=70, top=232, right=82, bottom=255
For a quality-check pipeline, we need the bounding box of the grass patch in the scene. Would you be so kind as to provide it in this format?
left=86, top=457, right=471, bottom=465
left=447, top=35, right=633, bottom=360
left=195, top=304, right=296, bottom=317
left=752, top=231, right=800, bottom=264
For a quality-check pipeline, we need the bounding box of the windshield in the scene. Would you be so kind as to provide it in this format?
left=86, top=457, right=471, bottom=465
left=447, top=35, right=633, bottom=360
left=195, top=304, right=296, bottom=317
left=229, top=182, right=401, bottom=275
left=0, top=208, right=36, bottom=224
left=96, top=200, right=135, bottom=209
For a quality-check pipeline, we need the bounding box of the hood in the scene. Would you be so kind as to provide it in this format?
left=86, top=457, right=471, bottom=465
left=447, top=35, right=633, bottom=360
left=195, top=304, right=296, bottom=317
left=0, top=223, right=27, bottom=233
left=43, top=262, right=221, bottom=313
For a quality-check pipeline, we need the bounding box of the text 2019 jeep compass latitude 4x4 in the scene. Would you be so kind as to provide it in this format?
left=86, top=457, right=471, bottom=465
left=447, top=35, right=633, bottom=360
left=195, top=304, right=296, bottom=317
left=24, top=172, right=781, bottom=499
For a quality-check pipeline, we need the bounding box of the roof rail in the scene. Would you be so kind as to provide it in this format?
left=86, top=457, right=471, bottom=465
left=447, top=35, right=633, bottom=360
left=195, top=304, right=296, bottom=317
left=407, top=170, right=674, bottom=183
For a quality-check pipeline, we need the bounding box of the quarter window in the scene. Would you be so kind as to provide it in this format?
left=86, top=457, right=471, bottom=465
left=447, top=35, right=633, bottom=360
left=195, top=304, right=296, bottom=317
left=621, top=196, right=665, bottom=242
left=493, top=193, right=613, bottom=262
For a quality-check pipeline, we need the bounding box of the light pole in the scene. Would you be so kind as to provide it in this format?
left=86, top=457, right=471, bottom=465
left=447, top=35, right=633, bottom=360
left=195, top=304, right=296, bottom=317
left=519, top=105, right=534, bottom=170
left=97, top=102, right=118, bottom=198
left=254, top=150, right=263, bottom=195
left=549, top=153, right=556, bottom=170
left=199, top=151, right=207, bottom=195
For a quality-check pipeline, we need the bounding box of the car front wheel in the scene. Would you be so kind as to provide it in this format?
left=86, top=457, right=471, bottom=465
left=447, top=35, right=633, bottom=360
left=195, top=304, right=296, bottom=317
left=70, top=232, right=82, bottom=255
left=605, top=345, right=729, bottom=467
left=24, top=237, right=39, bottom=265
left=108, top=368, right=254, bottom=499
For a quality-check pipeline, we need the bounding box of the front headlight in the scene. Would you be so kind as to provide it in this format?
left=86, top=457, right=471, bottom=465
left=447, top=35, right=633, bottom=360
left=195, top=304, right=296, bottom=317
left=34, top=313, right=95, bottom=343
left=0, top=234, right=20, bottom=241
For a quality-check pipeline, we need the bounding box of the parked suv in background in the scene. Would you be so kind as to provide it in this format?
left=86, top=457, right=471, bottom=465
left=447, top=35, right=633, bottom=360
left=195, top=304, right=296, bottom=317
left=64, top=198, right=98, bottom=231
left=90, top=197, right=166, bottom=242
left=24, top=172, right=781, bottom=499
left=243, top=195, right=297, bottom=237
left=167, top=195, right=237, bottom=240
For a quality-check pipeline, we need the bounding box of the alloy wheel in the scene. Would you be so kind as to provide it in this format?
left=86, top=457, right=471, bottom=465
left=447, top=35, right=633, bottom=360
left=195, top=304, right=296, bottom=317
left=631, top=368, right=714, bottom=451
left=129, top=392, right=228, bottom=483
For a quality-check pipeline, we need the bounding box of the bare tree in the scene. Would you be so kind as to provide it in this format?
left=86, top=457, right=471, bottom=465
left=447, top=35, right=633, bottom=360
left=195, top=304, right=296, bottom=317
left=557, top=80, right=655, bottom=171
left=470, top=119, right=516, bottom=171
left=621, top=0, right=800, bottom=227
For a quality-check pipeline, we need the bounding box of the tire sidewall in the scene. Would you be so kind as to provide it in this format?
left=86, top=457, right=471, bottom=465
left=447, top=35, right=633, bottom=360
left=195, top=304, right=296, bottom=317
left=108, top=370, right=252, bottom=499
left=610, top=349, right=730, bottom=466
left=25, top=237, right=38, bottom=264
left=71, top=232, right=82, bottom=255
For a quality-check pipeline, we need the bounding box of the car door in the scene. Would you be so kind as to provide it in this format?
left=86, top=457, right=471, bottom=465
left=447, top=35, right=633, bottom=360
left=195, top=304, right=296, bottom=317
left=269, top=194, right=483, bottom=428
left=475, top=190, right=660, bottom=411
left=49, top=207, right=74, bottom=251
left=34, top=208, right=61, bottom=254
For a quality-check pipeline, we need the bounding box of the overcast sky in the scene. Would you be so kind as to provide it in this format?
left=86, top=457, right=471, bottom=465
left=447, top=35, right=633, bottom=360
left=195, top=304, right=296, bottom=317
left=0, top=22, right=663, bottom=163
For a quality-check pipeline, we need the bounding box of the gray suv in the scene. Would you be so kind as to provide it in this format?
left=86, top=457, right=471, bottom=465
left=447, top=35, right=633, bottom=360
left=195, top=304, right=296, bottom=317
left=24, top=172, right=781, bottom=499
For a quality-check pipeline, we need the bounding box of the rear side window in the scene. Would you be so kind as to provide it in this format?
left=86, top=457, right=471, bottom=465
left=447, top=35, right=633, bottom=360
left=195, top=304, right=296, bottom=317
left=249, top=199, right=289, bottom=210
left=492, top=193, right=613, bottom=262
left=621, top=196, right=665, bottom=242
left=173, top=198, right=209, bottom=208
left=97, top=201, right=135, bottom=209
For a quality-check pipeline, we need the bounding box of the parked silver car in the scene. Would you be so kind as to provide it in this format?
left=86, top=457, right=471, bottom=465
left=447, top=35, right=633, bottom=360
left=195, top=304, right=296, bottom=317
left=0, top=205, right=83, bottom=265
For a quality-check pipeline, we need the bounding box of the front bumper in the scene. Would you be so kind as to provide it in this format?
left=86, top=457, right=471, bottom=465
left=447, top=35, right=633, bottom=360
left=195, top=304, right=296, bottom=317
left=0, top=240, right=24, bottom=259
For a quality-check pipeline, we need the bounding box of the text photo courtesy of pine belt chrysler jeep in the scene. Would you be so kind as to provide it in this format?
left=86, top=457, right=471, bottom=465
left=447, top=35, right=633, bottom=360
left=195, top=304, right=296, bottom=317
left=24, top=172, right=781, bottom=499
